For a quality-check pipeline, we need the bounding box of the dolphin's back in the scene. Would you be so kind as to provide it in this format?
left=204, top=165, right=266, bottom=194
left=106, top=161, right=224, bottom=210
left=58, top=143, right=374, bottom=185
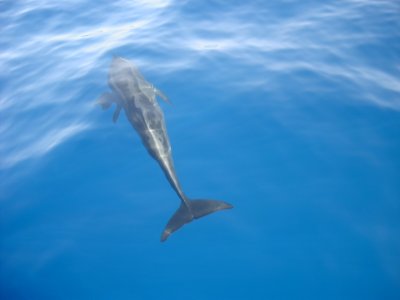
left=126, top=95, right=171, bottom=160
left=109, top=57, right=172, bottom=167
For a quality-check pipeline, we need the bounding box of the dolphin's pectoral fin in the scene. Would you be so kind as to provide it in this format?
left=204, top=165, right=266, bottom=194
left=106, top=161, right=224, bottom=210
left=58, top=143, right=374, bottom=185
left=112, top=104, right=122, bottom=123
left=155, top=87, right=171, bottom=104
left=160, top=199, right=233, bottom=242
left=97, top=92, right=117, bottom=110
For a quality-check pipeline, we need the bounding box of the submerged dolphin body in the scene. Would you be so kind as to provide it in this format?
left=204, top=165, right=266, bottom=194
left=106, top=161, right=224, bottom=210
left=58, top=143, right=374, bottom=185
left=98, top=56, right=232, bottom=241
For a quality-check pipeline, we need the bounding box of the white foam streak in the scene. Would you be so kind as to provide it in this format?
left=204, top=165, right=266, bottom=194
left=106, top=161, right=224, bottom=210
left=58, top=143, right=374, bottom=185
left=0, top=122, right=90, bottom=169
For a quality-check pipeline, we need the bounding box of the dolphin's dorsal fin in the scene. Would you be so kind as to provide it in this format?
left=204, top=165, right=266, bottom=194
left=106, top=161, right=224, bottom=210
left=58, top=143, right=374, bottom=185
left=113, top=104, right=122, bottom=123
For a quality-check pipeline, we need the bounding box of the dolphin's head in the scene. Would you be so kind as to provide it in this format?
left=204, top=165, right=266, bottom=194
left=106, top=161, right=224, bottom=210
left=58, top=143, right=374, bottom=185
left=109, top=56, right=149, bottom=92
left=108, top=56, right=133, bottom=90
left=111, top=55, right=127, bottom=65
left=110, top=56, right=130, bottom=75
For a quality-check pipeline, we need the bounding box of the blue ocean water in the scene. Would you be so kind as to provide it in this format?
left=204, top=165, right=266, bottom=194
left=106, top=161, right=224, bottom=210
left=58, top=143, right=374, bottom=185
left=1, top=0, right=400, bottom=299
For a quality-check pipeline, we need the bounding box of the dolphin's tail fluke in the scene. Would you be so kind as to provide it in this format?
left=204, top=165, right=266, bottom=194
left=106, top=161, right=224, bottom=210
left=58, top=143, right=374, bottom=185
left=160, top=199, right=233, bottom=242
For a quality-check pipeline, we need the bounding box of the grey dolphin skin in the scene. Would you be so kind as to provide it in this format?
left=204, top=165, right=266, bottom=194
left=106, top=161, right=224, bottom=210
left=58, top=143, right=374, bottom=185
left=98, top=56, right=233, bottom=242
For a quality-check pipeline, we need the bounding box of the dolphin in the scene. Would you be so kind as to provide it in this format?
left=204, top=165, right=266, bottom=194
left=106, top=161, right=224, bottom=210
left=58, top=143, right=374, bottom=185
left=98, top=56, right=233, bottom=241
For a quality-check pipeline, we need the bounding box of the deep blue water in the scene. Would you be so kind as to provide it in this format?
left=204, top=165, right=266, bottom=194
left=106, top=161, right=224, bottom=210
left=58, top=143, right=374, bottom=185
left=1, top=0, right=400, bottom=299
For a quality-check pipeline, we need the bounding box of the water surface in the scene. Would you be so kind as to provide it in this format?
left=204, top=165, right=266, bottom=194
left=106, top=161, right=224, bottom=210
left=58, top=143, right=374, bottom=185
left=1, top=0, right=400, bottom=299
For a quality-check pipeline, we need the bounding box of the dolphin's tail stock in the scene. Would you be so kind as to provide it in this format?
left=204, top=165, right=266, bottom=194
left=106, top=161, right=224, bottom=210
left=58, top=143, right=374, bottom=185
left=160, top=199, right=233, bottom=242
